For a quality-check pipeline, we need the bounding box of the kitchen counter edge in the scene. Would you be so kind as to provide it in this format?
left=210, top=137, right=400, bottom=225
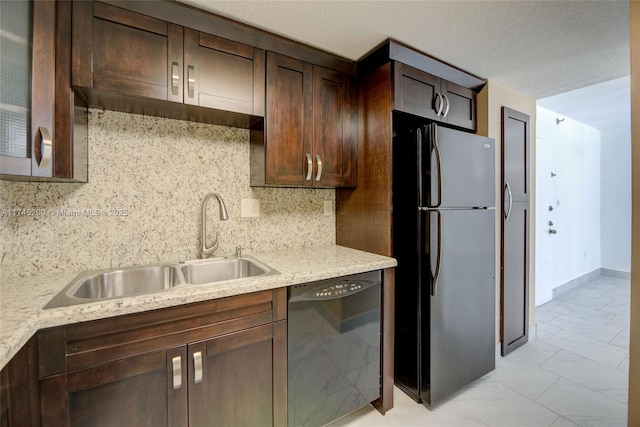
left=0, top=245, right=396, bottom=370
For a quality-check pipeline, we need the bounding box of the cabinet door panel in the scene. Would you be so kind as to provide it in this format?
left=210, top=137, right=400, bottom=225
left=93, top=20, right=168, bottom=99
left=0, top=337, right=40, bottom=427
left=76, top=2, right=182, bottom=102
left=189, top=324, right=275, bottom=427
left=266, top=52, right=313, bottom=186
left=186, top=31, right=264, bottom=115
left=441, top=80, right=476, bottom=131
left=394, top=62, right=439, bottom=121
left=66, top=350, right=174, bottom=427
left=502, top=107, right=530, bottom=202
left=501, top=202, right=529, bottom=355
left=30, top=0, right=56, bottom=178
left=313, top=66, right=354, bottom=187
left=0, top=0, right=55, bottom=178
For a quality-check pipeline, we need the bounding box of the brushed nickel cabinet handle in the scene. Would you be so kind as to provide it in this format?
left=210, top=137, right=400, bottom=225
left=434, top=92, right=444, bottom=116
left=442, top=93, right=450, bottom=118
left=305, top=154, right=313, bottom=181
left=172, top=356, right=182, bottom=390
left=504, top=181, right=513, bottom=222
left=171, top=62, right=180, bottom=96
left=315, top=154, right=323, bottom=181
left=36, top=126, right=52, bottom=168
left=193, top=351, right=202, bottom=384
left=187, top=65, right=195, bottom=98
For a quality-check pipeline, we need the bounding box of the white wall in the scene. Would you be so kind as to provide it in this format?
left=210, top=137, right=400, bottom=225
left=535, top=106, right=601, bottom=305
left=601, top=126, right=632, bottom=273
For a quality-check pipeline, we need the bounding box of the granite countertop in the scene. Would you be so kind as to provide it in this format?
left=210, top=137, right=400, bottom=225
left=0, top=244, right=396, bottom=370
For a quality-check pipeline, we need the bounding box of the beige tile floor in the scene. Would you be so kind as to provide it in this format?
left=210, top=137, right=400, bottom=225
left=330, top=274, right=630, bottom=427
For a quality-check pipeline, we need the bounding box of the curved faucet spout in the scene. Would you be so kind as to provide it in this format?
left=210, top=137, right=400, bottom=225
left=200, top=193, right=229, bottom=258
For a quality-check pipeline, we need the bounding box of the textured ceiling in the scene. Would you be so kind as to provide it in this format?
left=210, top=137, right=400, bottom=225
left=180, top=0, right=631, bottom=129
left=538, top=76, right=631, bottom=131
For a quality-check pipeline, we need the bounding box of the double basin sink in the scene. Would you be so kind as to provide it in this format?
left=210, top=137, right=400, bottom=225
left=44, top=256, right=279, bottom=308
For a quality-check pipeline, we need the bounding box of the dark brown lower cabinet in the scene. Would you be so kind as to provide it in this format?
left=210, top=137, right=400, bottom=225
left=37, top=289, right=287, bottom=427
left=65, top=350, right=179, bottom=427
left=0, top=337, right=40, bottom=427
left=189, top=322, right=286, bottom=427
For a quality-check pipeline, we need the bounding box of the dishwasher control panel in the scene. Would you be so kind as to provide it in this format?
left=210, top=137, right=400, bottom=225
left=288, top=270, right=382, bottom=302
left=314, top=283, right=363, bottom=297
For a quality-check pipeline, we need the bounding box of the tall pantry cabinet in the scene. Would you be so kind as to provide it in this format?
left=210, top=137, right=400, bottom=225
left=500, top=107, right=531, bottom=356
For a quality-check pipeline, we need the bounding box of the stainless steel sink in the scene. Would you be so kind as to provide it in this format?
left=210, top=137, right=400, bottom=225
left=72, top=265, right=182, bottom=299
left=44, top=256, right=279, bottom=308
left=44, top=264, right=183, bottom=308
left=180, top=257, right=278, bottom=285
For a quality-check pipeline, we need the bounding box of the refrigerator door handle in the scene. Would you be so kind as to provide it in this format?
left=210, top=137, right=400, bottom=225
left=430, top=124, right=443, bottom=208
left=428, top=210, right=442, bottom=296
left=417, top=127, right=424, bottom=207
left=504, top=181, right=513, bottom=222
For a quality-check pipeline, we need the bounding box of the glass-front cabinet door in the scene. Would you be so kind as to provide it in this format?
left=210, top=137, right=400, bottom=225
left=1, top=0, right=55, bottom=178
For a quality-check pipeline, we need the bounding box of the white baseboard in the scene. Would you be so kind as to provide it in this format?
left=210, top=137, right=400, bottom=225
left=552, top=268, right=601, bottom=298
left=600, top=268, right=631, bottom=280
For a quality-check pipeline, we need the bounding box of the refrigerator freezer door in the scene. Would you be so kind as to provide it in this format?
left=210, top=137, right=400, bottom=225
left=420, top=208, right=496, bottom=407
left=425, top=125, right=495, bottom=209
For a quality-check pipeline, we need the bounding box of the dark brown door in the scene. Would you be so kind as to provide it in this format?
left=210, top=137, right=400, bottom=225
left=501, top=107, right=530, bottom=356
left=312, top=66, right=355, bottom=187
left=63, top=348, right=187, bottom=427
left=73, top=2, right=183, bottom=102
left=188, top=323, right=285, bottom=427
left=393, top=62, right=440, bottom=121
left=0, top=0, right=55, bottom=178
left=1, top=0, right=87, bottom=182
left=392, top=62, right=477, bottom=132
left=0, top=337, right=40, bottom=427
left=183, top=30, right=265, bottom=116
left=265, top=52, right=313, bottom=186
left=441, top=80, right=476, bottom=131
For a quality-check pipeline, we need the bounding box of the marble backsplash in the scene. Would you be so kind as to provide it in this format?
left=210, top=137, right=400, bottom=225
left=1, top=109, right=335, bottom=280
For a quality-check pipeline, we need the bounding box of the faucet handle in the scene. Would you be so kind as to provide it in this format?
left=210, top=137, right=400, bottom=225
left=236, top=246, right=244, bottom=258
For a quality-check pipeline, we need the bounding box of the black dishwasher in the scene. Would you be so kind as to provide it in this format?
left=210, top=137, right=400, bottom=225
left=287, top=270, right=381, bottom=427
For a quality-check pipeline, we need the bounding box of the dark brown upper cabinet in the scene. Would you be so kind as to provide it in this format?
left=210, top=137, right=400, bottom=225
left=72, top=1, right=265, bottom=128
left=394, top=62, right=477, bottom=131
left=73, top=1, right=184, bottom=102
left=251, top=52, right=356, bottom=188
left=183, top=30, right=265, bottom=116
left=358, top=39, right=484, bottom=133
left=1, top=0, right=88, bottom=182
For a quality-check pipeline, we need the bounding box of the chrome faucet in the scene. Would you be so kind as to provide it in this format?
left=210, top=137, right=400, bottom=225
left=200, top=193, right=229, bottom=258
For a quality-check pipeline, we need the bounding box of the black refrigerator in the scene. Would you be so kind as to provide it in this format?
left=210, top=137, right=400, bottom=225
left=393, top=114, right=496, bottom=407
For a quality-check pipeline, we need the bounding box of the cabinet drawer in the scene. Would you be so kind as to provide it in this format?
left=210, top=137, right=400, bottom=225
left=38, top=288, right=286, bottom=376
